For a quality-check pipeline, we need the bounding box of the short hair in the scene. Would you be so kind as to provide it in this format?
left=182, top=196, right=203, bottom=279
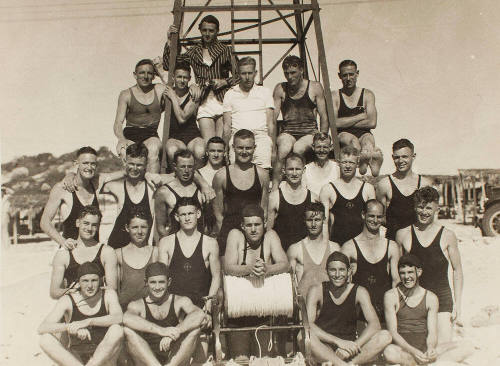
left=326, top=251, right=350, bottom=269
left=304, top=202, right=325, bottom=216
left=338, top=59, right=357, bottom=71
left=339, top=145, right=360, bottom=158
left=176, top=196, right=201, bottom=212
left=173, top=149, right=194, bottom=164
left=77, top=146, right=97, bottom=157
left=77, top=261, right=103, bottom=280
left=127, top=208, right=151, bottom=226
left=414, top=186, right=440, bottom=206
left=284, top=152, right=305, bottom=167
left=312, top=132, right=331, bottom=145
left=126, top=143, right=148, bottom=159
left=199, top=15, right=219, bottom=31
left=398, top=253, right=422, bottom=270
left=363, top=199, right=384, bottom=213
left=241, top=204, right=264, bottom=223
left=237, top=57, right=256, bottom=70
left=135, top=59, right=155, bottom=71
left=233, top=129, right=255, bottom=143
left=207, top=136, right=226, bottom=148
left=174, top=60, right=191, bottom=74
left=77, top=205, right=102, bottom=222
left=392, top=138, right=415, bottom=153
left=282, top=55, right=303, bottom=70
left=145, top=262, right=170, bottom=279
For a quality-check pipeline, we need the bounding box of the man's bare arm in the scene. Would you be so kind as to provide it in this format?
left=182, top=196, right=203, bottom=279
left=113, top=90, right=129, bottom=141
left=265, top=230, right=290, bottom=275
left=49, top=250, right=71, bottom=299
left=312, top=82, right=329, bottom=133
left=375, top=177, right=391, bottom=209
left=154, top=188, right=171, bottom=239
left=212, top=171, right=225, bottom=235
left=206, top=238, right=221, bottom=310
left=355, top=286, right=381, bottom=347
left=123, top=301, right=165, bottom=336
left=222, top=111, right=232, bottom=146
left=272, top=83, right=284, bottom=122
left=158, top=236, right=173, bottom=265
left=88, top=290, right=123, bottom=327
left=40, top=184, right=69, bottom=248
left=224, top=231, right=253, bottom=276
left=446, top=230, right=464, bottom=324
left=353, top=90, right=377, bottom=129
left=331, top=91, right=366, bottom=129
left=388, top=241, right=401, bottom=287
left=426, top=292, right=439, bottom=351
left=258, top=167, right=270, bottom=221
left=266, top=190, right=279, bottom=230
left=38, top=296, right=71, bottom=334
left=101, top=246, right=118, bottom=291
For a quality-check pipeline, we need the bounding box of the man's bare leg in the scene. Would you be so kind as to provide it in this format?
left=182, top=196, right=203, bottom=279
left=292, top=135, right=314, bottom=156
left=350, top=330, right=391, bottom=364
left=436, top=340, right=475, bottom=363
left=198, top=118, right=216, bottom=143
left=271, top=133, right=296, bottom=190
left=383, top=344, right=417, bottom=366
left=143, top=137, right=162, bottom=173
left=124, top=327, right=162, bottom=366
left=87, top=324, right=124, bottom=366
left=187, top=137, right=207, bottom=169
left=191, top=335, right=209, bottom=365
left=359, top=133, right=382, bottom=177
left=437, top=312, right=453, bottom=344
left=215, top=115, right=224, bottom=138
left=167, top=328, right=201, bottom=366
left=39, top=333, right=84, bottom=366
left=309, top=333, right=348, bottom=366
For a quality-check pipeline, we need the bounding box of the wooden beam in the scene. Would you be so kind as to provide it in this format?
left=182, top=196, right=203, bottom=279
left=181, top=37, right=297, bottom=46
left=310, top=0, right=340, bottom=157
left=267, top=0, right=297, bottom=37
left=180, top=4, right=314, bottom=12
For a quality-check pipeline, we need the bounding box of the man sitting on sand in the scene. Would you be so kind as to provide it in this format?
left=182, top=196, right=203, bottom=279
left=306, top=251, right=391, bottom=365
left=39, top=262, right=123, bottom=366
left=49, top=206, right=117, bottom=300
left=123, top=262, right=205, bottom=366
left=383, top=254, right=473, bottom=366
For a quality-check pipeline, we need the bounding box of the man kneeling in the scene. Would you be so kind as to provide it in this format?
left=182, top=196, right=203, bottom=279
left=123, top=262, right=205, bottom=366
left=307, top=251, right=391, bottom=365
left=38, top=262, right=123, bottom=366
left=383, top=254, right=473, bottom=366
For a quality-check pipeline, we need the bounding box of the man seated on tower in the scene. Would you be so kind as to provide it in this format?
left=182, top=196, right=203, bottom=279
left=39, top=262, right=124, bottom=366
left=114, top=59, right=165, bottom=173
left=164, top=15, right=240, bottom=142
left=223, top=56, right=275, bottom=170
left=49, top=206, right=118, bottom=300
left=271, top=55, right=329, bottom=190
left=154, top=150, right=205, bottom=238
left=383, top=254, right=473, bottom=366
left=123, top=262, right=206, bottom=366
left=287, top=202, right=339, bottom=297
left=332, top=60, right=383, bottom=176
left=307, top=251, right=391, bottom=365
left=164, top=61, right=205, bottom=170
left=224, top=204, right=290, bottom=359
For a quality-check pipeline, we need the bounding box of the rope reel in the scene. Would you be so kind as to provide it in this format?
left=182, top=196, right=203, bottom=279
left=224, top=273, right=294, bottom=318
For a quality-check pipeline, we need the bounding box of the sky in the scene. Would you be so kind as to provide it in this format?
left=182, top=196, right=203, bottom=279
left=1, top=0, right=499, bottom=174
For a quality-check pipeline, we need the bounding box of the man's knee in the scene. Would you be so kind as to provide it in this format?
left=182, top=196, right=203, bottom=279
left=292, top=138, right=312, bottom=155
left=383, top=344, right=401, bottom=361
left=359, top=133, right=375, bottom=148
left=276, top=134, right=295, bottom=157
left=373, top=329, right=392, bottom=348
left=105, top=324, right=124, bottom=345
left=338, top=132, right=360, bottom=149
left=190, top=140, right=206, bottom=160
left=145, top=137, right=162, bottom=155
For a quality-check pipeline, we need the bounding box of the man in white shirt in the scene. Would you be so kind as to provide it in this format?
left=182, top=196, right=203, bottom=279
left=198, top=136, right=226, bottom=187
left=222, top=57, right=275, bottom=170
left=303, top=132, right=340, bottom=196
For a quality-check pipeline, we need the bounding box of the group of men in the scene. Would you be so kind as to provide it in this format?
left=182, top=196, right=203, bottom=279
left=37, top=12, right=474, bottom=366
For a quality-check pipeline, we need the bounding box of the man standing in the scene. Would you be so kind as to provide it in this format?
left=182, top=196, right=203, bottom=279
left=164, top=15, right=240, bottom=141
left=268, top=153, right=316, bottom=252
left=302, top=133, right=340, bottom=197
left=271, top=55, right=328, bottom=189
left=397, top=187, right=464, bottom=343
left=213, top=129, right=269, bottom=255
left=223, top=57, right=275, bottom=170
left=341, top=199, right=400, bottom=321
left=320, top=146, right=376, bottom=245
left=307, top=251, right=391, bottom=365
left=224, top=204, right=290, bottom=358
left=49, top=206, right=117, bottom=300
left=164, top=61, right=205, bottom=169
left=154, top=150, right=204, bottom=238
left=383, top=254, right=473, bottom=366
left=123, top=262, right=205, bottom=366
left=39, top=262, right=123, bottom=366
left=287, top=202, right=339, bottom=297
left=332, top=60, right=382, bottom=176
left=376, top=138, right=432, bottom=240
left=114, top=59, right=164, bottom=173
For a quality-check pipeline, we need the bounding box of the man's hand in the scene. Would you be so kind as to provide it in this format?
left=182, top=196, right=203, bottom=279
left=452, top=309, right=463, bottom=327
left=189, top=84, right=202, bottom=103
left=159, top=336, right=173, bottom=352
left=200, top=185, right=216, bottom=203
left=334, top=339, right=360, bottom=358
left=425, top=348, right=437, bottom=362
left=201, top=312, right=212, bottom=330
left=76, top=328, right=92, bottom=341
left=212, top=79, right=228, bottom=90
left=412, top=349, right=430, bottom=364
left=159, top=326, right=180, bottom=340
left=335, top=348, right=351, bottom=360
left=251, top=258, right=266, bottom=277
left=116, top=139, right=134, bottom=162
left=163, top=85, right=178, bottom=101
left=168, top=25, right=179, bottom=40
left=67, top=319, right=90, bottom=335
left=145, top=172, right=163, bottom=189
left=62, top=172, right=78, bottom=193
left=62, top=238, right=78, bottom=250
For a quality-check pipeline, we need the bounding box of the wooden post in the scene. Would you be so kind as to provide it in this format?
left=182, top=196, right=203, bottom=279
left=160, top=0, right=183, bottom=173
left=310, top=0, right=340, bottom=158
left=12, top=212, right=18, bottom=245
left=472, top=175, right=478, bottom=226
left=293, top=0, right=308, bottom=79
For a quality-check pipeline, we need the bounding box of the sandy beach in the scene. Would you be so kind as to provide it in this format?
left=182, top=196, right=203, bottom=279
left=1, top=220, right=499, bottom=366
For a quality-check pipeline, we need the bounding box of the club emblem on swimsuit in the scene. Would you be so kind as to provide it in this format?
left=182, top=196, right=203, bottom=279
left=368, top=274, right=377, bottom=285
left=183, top=262, right=192, bottom=272
left=346, top=201, right=354, bottom=209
